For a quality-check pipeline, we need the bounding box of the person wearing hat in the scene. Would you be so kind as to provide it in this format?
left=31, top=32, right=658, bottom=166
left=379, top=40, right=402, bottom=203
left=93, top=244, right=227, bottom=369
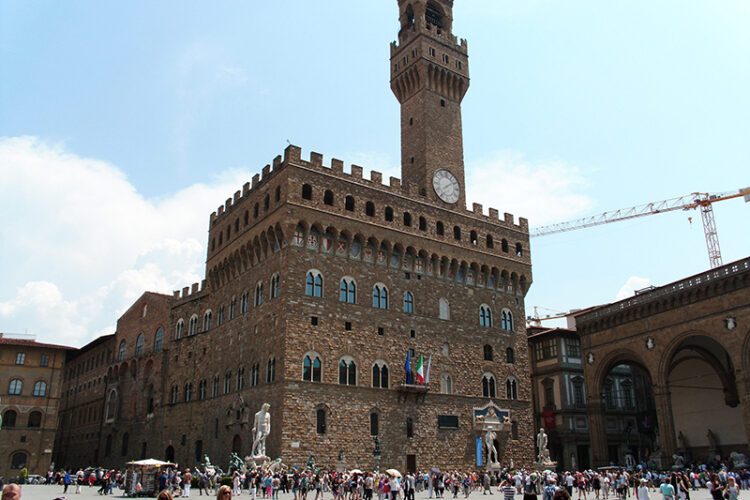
left=637, top=479, right=650, bottom=500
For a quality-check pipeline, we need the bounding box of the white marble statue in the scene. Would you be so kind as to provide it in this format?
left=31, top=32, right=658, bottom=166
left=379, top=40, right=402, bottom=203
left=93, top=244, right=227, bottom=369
left=484, top=429, right=499, bottom=465
left=537, top=428, right=549, bottom=463
left=251, top=403, right=271, bottom=458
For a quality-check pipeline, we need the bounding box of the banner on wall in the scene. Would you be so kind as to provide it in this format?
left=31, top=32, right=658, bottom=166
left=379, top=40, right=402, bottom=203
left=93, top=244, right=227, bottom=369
left=543, top=410, right=556, bottom=428
left=476, top=437, right=483, bottom=467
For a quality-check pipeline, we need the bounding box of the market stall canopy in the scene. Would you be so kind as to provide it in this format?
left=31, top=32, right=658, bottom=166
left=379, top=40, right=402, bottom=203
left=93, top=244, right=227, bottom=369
left=127, top=459, right=177, bottom=467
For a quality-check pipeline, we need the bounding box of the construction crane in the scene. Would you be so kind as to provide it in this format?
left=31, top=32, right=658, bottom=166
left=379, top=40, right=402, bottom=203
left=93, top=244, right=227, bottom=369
left=531, top=187, right=750, bottom=269
left=526, top=306, right=569, bottom=327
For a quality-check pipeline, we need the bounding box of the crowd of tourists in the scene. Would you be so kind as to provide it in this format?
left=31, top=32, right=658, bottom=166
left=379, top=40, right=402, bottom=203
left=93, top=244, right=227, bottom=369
left=2, top=465, right=748, bottom=500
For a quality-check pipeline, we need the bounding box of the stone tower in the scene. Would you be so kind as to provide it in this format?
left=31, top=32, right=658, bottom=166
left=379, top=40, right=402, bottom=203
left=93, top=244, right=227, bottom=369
left=391, top=0, right=470, bottom=208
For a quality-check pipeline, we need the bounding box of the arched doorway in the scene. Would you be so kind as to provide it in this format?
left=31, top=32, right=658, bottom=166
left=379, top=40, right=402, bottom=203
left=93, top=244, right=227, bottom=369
left=600, top=362, right=657, bottom=466
left=232, top=435, right=242, bottom=455
left=165, top=445, right=175, bottom=463
left=665, top=335, right=743, bottom=463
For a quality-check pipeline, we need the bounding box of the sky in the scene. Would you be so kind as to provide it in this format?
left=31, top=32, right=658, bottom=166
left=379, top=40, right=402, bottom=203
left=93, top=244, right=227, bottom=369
left=1, top=1, right=749, bottom=346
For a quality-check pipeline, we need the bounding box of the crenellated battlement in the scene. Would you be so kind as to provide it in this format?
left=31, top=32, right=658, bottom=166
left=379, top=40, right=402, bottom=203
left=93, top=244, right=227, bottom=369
left=209, top=144, right=528, bottom=233
left=172, top=279, right=208, bottom=302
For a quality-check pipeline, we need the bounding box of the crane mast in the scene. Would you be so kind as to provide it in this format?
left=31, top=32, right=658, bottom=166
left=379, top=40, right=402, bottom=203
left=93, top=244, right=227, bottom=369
left=531, top=188, right=750, bottom=268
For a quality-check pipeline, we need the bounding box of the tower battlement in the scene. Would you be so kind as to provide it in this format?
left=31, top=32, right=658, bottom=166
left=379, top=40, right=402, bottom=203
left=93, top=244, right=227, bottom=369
left=209, top=144, right=528, bottom=232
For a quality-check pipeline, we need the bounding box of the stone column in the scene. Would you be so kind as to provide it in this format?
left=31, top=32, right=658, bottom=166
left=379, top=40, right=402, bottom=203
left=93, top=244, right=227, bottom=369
left=738, top=373, right=750, bottom=446
left=653, top=385, right=677, bottom=456
left=587, top=398, right=608, bottom=467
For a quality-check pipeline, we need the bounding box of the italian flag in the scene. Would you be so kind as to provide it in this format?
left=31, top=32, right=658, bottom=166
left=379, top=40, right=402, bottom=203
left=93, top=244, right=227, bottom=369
left=416, top=354, right=425, bottom=385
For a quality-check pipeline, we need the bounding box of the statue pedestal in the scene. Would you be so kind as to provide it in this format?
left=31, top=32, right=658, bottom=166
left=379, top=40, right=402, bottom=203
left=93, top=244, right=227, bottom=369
left=533, top=460, right=557, bottom=471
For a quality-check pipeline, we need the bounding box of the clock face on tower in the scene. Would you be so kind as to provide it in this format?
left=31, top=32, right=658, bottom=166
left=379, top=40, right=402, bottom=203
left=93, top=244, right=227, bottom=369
left=432, top=169, right=460, bottom=204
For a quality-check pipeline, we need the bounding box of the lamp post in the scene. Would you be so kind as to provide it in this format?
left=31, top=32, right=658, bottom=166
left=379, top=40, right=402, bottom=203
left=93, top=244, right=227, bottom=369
left=373, top=437, right=381, bottom=472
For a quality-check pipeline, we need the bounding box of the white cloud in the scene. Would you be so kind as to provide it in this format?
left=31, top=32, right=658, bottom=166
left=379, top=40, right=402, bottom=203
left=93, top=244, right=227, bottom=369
left=0, top=136, right=249, bottom=346
left=616, top=276, right=651, bottom=300
left=466, top=151, right=593, bottom=226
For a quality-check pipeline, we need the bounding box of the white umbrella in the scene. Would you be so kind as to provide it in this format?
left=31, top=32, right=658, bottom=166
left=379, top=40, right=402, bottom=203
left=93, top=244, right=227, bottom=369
left=386, top=469, right=402, bottom=478
left=350, top=469, right=364, bottom=474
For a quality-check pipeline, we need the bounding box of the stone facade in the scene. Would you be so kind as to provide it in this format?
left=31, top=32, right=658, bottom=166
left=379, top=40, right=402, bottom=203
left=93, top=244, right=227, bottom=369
left=576, top=257, right=750, bottom=467
left=52, top=1, right=536, bottom=472
left=0, top=334, right=72, bottom=477
left=54, top=334, right=115, bottom=468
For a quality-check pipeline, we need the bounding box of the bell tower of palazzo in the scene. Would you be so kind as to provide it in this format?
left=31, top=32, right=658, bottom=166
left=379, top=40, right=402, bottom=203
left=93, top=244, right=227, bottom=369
left=390, top=0, right=470, bottom=209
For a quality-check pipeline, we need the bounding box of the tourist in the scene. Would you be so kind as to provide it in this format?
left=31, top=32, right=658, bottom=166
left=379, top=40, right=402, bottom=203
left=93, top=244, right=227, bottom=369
left=184, top=469, right=193, bottom=498
left=218, top=485, right=233, bottom=500
left=725, top=478, right=739, bottom=500
left=160, top=490, right=175, bottom=500
left=659, top=477, right=675, bottom=500
left=637, top=479, right=650, bottom=500
left=1, top=484, right=21, bottom=500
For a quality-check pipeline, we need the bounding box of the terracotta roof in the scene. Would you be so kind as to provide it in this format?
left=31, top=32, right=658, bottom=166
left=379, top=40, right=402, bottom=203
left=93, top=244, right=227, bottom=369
left=0, top=334, right=76, bottom=350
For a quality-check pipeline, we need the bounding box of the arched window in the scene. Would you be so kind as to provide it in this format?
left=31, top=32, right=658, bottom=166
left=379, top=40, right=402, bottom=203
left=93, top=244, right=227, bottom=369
left=154, top=327, right=164, bottom=352
left=323, top=190, right=334, bottom=206
left=8, top=379, right=22, bottom=395
left=439, top=298, right=450, bottom=320
left=425, top=1, right=444, bottom=27
left=470, top=230, right=478, bottom=245
left=340, top=278, right=356, bottom=303
left=406, top=417, right=414, bottom=438
left=264, top=194, right=270, bottom=210
left=240, top=291, right=249, bottom=313
left=267, top=358, right=276, bottom=383
left=254, top=203, right=259, bottom=218
left=105, top=389, right=119, bottom=421
left=501, top=239, right=509, bottom=253
left=482, top=374, right=496, bottom=398
left=506, top=347, right=515, bottom=364
left=203, top=310, right=212, bottom=331
left=486, top=235, right=494, bottom=248
left=255, top=282, right=264, bottom=306
left=373, top=284, right=388, bottom=309
left=403, top=212, right=412, bottom=226
left=483, top=345, right=493, bottom=361
left=118, top=340, right=127, bottom=361
left=10, top=452, right=27, bottom=470
left=372, top=362, right=389, bottom=389
left=170, top=385, right=178, bottom=404
left=479, top=305, right=493, bottom=327
left=33, top=380, right=47, bottom=397
left=135, top=333, right=145, bottom=356
left=365, top=201, right=375, bottom=217
left=436, top=221, right=444, bottom=235
left=303, top=355, right=322, bottom=382
left=516, top=243, right=523, bottom=257
left=370, top=412, right=379, bottom=436
left=301, top=184, right=312, bottom=200
left=188, top=315, right=199, bottom=336
left=316, top=408, right=327, bottom=434
left=506, top=377, right=518, bottom=400
left=270, top=274, right=280, bottom=299
left=3, top=409, right=17, bottom=427
left=419, top=216, right=427, bottom=231
left=275, top=185, right=281, bottom=202
left=453, top=226, right=461, bottom=240
left=384, top=206, right=394, bottom=222
left=229, top=296, right=236, bottom=319
left=306, top=271, right=323, bottom=297
left=244, top=210, right=249, bottom=226
left=338, top=358, right=357, bottom=386
left=121, top=432, right=129, bottom=456
left=440, top=373, right=453, bottom=394
left=345, top=195, right=355, bottom=211
left=403, top=292, right=414, bottom=314
left=501, top=309, right=514, bottom=331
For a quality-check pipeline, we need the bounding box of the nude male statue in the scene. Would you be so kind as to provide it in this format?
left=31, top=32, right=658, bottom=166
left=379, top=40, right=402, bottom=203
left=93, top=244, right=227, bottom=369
left=251, top=403, right=271, bottom=457
left=537, top=428, right=549, bottom=462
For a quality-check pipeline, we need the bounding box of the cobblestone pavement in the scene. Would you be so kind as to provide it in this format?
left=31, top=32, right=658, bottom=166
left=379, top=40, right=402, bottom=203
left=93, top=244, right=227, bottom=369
left=5, top=485, right=722, bottom=500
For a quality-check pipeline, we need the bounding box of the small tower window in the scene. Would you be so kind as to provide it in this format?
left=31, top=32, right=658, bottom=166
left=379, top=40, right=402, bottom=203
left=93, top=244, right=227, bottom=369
left=453, top=226, right=461, bottom=240
left=403, top=212, right=412, bottom=227
left=436, top=221, right=444, bottom=236
left=384, top=206, right=394, bottom=222
left=345, top=195, right=355, bottom=211
left=301, top=184, right=312, bottom=200
left=365, top=201, right=375, bottom=217
left=419, top=216, right=427, bottom=231
left=324, top=190, right=334, bottom=206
